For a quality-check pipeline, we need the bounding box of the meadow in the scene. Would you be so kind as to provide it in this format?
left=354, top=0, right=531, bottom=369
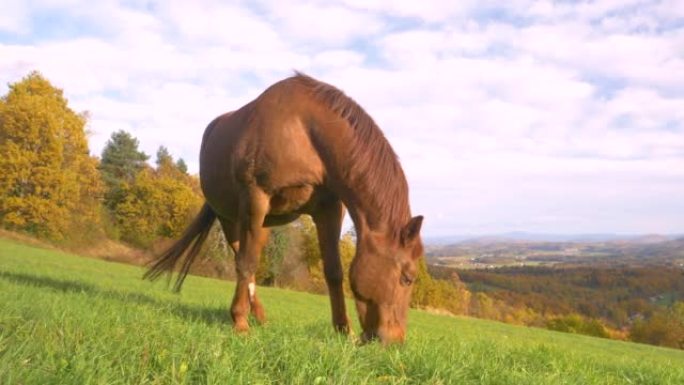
left=1, top=238, right=683, bottom=384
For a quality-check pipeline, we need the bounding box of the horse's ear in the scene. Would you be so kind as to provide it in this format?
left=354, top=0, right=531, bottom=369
left=401, top=216, right=423, bottom=246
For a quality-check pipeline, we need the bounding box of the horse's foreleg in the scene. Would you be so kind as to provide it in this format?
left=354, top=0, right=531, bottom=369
left=228, top=190, right=270, bottom=332
left=313, top=200, right=350, bottom=334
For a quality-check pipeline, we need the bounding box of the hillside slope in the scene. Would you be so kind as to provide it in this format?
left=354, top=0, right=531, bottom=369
left=1, top=238, right=682, bottom=384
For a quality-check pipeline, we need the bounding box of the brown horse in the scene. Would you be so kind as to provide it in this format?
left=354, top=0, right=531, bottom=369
left=144, top=72, right=424, bottom=344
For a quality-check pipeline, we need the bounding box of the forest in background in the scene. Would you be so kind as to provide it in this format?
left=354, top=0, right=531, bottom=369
left=1, top=71, right=682, bottom=350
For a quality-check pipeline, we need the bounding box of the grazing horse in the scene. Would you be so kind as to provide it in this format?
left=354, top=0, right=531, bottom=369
left=144, top=73, right=424, bottom=344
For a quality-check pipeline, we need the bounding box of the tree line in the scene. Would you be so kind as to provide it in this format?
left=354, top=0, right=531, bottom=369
left=431, top=264, right=684, bottom=349
left=0, top=72, right=201, bottom=249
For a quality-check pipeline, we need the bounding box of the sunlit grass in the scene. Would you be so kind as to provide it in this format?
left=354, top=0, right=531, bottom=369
left=1, top=238, right=682, bottom=384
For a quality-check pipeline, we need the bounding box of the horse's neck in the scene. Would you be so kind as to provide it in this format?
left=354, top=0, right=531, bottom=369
left=309, top=110, right=410, bottom=236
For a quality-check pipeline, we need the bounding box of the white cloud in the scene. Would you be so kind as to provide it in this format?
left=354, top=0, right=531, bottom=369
left=262, top=2, right=385, bottom=46
left=158, top=1, right=285, bottom=50
left=0, top=1, right=29, bottom=34
left=311, top=50, right=365, bottom=69
left=515, top=22, right=684, bottom=90
left=341, top=0, right=474, bottom=22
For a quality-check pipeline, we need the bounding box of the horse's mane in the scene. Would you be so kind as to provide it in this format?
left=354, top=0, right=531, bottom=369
left=292, top=72, right=410, bottom=236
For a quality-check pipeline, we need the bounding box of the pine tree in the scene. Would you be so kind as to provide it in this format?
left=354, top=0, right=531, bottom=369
left=156, top=146, right=173, bottom=169
left=99, top=130, right=148, bottom=211
left=0, top=71, right=103, bottom=241
left=176, top=158, right=188, bottom=175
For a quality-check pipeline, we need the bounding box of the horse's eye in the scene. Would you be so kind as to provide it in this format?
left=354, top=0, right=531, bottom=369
left=400, top=272, right=414, bottom=286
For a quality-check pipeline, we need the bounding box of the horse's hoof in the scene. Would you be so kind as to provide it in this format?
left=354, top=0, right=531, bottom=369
left=334, top=323, right=351, bottom=335
left=233, top=319, right=250, bottom=333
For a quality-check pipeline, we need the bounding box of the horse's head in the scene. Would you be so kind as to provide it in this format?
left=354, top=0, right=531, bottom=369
left=350, top=215, right=424, bottom=344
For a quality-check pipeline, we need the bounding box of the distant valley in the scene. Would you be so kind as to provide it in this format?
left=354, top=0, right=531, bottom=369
left=425, top=233, right=684, bottom=269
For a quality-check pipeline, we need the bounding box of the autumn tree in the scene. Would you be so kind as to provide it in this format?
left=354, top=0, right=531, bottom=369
left=113, top=147, right=202, bottom=247
left=298, top=215, right=325, bottom=290
left=339, top=229, right=356, bottom=295
left=630, top=302, right=684, bottom=349
left=257, top=226, right=290, bottom=285
left=253, top=217, right=357, bottom=293
left=0, top=71, right=103, bottom=242
left=410, top=258, right=472, bottom=315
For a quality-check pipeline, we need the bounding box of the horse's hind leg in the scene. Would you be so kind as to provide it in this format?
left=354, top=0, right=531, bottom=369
left=312, top=200, right=350, bottom=334
left=225, top=190, right=270, bottom=332
left=219, top=217, right=267, bottom=329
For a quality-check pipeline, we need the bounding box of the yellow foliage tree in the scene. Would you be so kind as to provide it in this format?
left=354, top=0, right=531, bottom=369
left=114, top=149, right=202, bottom=248
left=339, top=230, right=356, bottom=296
left=292, top=217, right=356, bottom=293
left=411, top=258, right=472, bottom=315
left=298, top=215, right=325, bottom=288
left=0, top=71, right=103, bottom=242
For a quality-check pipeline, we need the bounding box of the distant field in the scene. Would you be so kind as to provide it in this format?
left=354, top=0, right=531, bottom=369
left=1, top=238, right=683, bottom=384
left=426, top=237, right=684, bottom=269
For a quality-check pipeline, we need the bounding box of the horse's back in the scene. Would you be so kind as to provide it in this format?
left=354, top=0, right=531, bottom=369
left=199, top=80, right=328, bottom=220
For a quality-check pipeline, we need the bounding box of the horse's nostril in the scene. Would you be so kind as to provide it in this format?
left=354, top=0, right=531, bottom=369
left=377, top=324, right=407, bottom=345
left=400, top=272, right=414, bottom=286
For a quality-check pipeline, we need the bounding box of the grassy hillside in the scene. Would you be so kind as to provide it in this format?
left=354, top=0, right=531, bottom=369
left=1, top=238, right=682, bottom=384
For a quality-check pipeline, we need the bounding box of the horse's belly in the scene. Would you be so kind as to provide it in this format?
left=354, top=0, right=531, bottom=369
left=269, top=184, right=315, bottom=215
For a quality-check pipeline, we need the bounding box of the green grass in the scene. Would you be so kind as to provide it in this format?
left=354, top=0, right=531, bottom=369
left=1, top=238, right=683, bottom=384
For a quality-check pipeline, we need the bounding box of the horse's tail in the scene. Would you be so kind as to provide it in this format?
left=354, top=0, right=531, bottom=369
left=143, top=203, right=216, bottom=292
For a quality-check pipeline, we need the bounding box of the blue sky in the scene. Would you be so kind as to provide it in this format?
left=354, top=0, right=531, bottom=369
left=1, top=0, right=683, bottom=237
